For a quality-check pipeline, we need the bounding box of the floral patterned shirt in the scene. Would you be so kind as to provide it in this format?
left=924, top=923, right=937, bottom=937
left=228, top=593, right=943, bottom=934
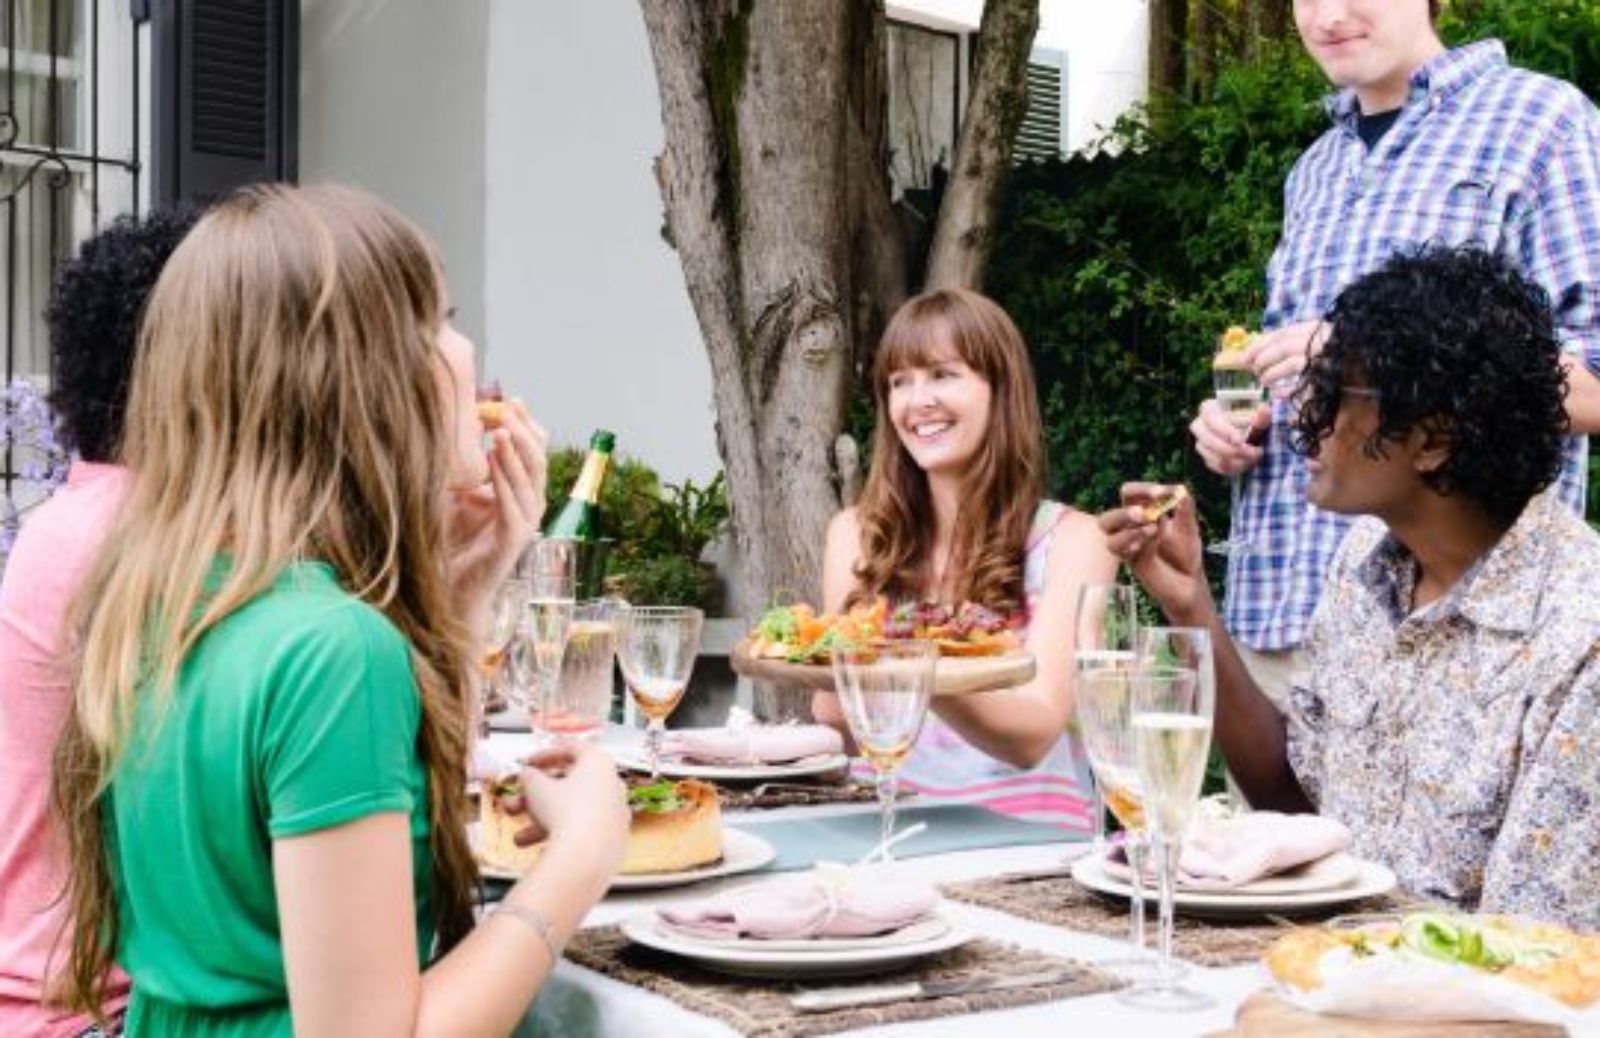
left=1287, top=491, right=1600, bottom=929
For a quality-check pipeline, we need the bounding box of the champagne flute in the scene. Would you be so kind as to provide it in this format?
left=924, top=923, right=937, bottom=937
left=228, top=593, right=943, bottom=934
left=831, top=640, right=936, bottom=863
left=519, top=539, right=577, bottom=740
left=1121, top=665, right=1214, bottom=1012
left=616, top=605, right=703, bottom=777
left=478, top=576, right=528, bottom=731
left=1138, top=626, right=1216, bottom=725
left=1074, top=583, right=1139, bottom=861
left=1207, top=351, right=1267, bottom=557
left=1076, top=667, right=1161, bottom=983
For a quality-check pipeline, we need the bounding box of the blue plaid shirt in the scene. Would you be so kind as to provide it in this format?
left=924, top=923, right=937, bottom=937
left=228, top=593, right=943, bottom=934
left=1225, top=40, right=1600, bottom=651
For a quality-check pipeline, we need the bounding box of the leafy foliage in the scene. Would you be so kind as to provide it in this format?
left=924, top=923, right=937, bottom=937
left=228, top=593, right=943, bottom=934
left=987, top=5, right=1600, bottom=534
left=545, top=446, right=729, bottom=609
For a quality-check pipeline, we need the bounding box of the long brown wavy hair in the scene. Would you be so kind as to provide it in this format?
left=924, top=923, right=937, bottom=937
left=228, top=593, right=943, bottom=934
left=50, top=184, right=478, bottom=1016
left=848, top=288, right=1045, bottom=616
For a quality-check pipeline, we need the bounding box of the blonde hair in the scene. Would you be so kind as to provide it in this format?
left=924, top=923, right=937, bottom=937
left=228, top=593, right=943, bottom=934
left=849, top=288, right=1045, bottom=615
left=51, top=183, right=478, bottom=1014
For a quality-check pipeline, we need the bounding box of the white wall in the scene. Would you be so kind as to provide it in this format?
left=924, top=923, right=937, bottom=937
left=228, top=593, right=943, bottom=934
left=484, top=0, right=719, bottom=484
left=299, top=0, right=490, bottom=345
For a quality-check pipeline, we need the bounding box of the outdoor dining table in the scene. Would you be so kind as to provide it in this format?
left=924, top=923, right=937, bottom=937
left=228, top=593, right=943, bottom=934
left=490, top=768, right=1271, bottom=1037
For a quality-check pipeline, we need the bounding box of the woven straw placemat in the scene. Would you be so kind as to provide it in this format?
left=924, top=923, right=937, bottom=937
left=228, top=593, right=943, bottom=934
left=940, top=873, right=1416, bottom=968
left=564, top=924, right=1122, bottom=1037
left=715, top=781, right=889, bottom=810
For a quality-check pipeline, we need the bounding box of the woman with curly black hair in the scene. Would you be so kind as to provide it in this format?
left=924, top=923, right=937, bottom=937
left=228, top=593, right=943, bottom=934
left=1, top=208, right=196, bottom=1036
left=45, top=207, right=199, bottom=463
left=1100, top=244, right=1600, bottom=929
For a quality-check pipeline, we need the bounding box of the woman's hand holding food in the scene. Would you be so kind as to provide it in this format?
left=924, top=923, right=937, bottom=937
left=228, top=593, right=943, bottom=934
left=514, top=744, right=629, bottom=880
left=446, top=398, right=549, bottom=635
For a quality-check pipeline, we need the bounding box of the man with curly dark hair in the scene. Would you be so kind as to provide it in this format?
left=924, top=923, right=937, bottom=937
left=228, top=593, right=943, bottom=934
left=0, top=207, right=196, bottom=1037
left=1105, top=245, right=1600, bottom=929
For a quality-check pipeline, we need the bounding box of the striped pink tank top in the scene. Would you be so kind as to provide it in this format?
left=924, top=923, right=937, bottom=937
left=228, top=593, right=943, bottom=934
left=853, top=502, right=1097, bottom=833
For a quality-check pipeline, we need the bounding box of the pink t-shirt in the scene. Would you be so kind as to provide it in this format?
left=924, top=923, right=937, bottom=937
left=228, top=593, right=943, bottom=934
left=0, top=462, right=131, bottom=1037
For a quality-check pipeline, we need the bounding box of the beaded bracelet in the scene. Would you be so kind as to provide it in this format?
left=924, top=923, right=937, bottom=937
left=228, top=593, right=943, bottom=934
left=491, top=901, right=562, bottom=961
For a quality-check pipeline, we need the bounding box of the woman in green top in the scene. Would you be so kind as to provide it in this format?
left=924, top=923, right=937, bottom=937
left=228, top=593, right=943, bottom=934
left=51, top=184, right=629, bottom=1036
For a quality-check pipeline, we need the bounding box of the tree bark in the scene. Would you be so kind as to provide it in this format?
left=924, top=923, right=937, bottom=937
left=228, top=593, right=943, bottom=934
left=924, top=0, right=1039, bottom=291
left=1192, top=0, right=1219, bottom=98
left=641, top=0, right=894, bottom=616
left=1147, top=0, right=1188, bottom=107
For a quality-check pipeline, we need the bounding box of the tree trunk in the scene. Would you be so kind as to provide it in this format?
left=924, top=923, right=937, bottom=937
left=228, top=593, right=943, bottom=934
left=1260, top=0, right=1290, bottom=44
left=641, top=0, right=1037, bottom=619
left=1146, top=0, right=1188, bottom=108
left=924, top=0, right=1039, bottom=291
left=640, top=0, right=889, bottom=616
left=1192, top=0, right=1219, bottom=99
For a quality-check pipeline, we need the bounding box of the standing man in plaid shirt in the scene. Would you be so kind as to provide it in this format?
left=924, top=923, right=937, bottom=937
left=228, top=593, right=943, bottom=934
left=1190, top=0, right=1600, bottom=709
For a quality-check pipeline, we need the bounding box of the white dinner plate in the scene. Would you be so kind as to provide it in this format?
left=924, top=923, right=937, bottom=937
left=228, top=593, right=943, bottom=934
left=477, top=827, right=776, bottom=890
left=600, top=726, right=850, bottom=781
left=612, top=751, right=852, bottom=783
left=1072, top=851, right=1396, bottom=919
left=1097, top=850, right=1366, bottom=896
left=621, top=909, right=975, bottom=978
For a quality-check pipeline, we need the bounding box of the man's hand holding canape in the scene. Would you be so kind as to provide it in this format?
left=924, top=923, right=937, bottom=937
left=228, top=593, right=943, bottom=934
left=1097, top=483, right=1313, bottom=814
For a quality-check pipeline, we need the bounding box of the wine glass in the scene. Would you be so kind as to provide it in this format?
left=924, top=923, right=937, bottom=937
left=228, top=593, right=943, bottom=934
left=616, top=605, right=703, bottom=777
left=831, top=640, right=936, bottom=863
left=1076, top=666, right=1161, bottom=983
left=519, top=539, right=577, bottom=739
left=478, top=576, right=528, bottom=732
left=1207, top=355, right=1267, bottom=557
left=1074, top=583, right=1139, bottom=850
left=1138, top=626, right=1216, bottom=719
left=1120, top=665, right=1214, bottom=1012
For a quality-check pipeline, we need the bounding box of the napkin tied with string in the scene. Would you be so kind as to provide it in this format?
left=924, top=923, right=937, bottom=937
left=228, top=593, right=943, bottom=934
left=657, top=872, right=938, bottom=941
left=661, top=725, right=843, bottom=766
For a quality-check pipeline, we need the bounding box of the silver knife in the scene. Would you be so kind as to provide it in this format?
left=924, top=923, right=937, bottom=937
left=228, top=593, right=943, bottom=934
left=790, top=969, right=1076, bottom=1013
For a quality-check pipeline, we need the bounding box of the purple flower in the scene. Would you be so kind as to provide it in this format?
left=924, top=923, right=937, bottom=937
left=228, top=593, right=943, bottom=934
left=0, top=377, right=69, bottom=558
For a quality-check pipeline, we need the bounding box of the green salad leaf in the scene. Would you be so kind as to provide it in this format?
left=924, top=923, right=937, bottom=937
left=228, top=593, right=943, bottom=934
left=1397, top=914, right=1561, bottom=971
left=627, top=780, right=684, bottom=815
left=757, top=605, right=799, bottom=645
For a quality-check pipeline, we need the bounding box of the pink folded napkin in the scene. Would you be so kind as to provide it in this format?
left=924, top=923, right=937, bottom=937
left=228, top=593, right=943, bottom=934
left=657, top=875, right=938, bottom=941
left=660, top=725, right=843, bottom=765
left=1110, top=812, right=1351, bottom=891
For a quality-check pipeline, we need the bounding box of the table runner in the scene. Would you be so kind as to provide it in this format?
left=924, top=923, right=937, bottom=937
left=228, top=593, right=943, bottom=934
left=735, top=804, right=1080, bottom=872
left=563, top=925, right=1122, bottom=1037
left=940, top=872, right=1415, bottom=967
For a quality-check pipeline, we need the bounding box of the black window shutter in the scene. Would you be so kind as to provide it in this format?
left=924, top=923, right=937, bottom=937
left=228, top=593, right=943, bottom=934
left=151, top=0, right=299, bottom=207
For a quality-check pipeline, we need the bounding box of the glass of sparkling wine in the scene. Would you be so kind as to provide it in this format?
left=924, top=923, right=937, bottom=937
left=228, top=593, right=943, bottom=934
left=477, top=576, right=528, bottom=733
left=1074, top=583, right=1139, bottom=845
left=831, top=640, right=936, bottom=863
left=519, top=539, right=577, bottom=738
left=1076, top=667, right=1161, bottom=983
left=1121, top=665, right=1214, bottom=1012
left=1208, top=353, right=1267, bottom=557
left=616, top=605, right=703, bottom=778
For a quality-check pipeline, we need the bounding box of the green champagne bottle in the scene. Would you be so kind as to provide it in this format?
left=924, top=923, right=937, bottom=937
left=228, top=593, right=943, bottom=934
left=545, top=429, right=616, bottom=542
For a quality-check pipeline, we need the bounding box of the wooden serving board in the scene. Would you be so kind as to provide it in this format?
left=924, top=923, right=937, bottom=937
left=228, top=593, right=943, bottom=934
left=1208, top=992, right=1565, bottom=1038
left=729, top=641, right=1034, bottom=696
